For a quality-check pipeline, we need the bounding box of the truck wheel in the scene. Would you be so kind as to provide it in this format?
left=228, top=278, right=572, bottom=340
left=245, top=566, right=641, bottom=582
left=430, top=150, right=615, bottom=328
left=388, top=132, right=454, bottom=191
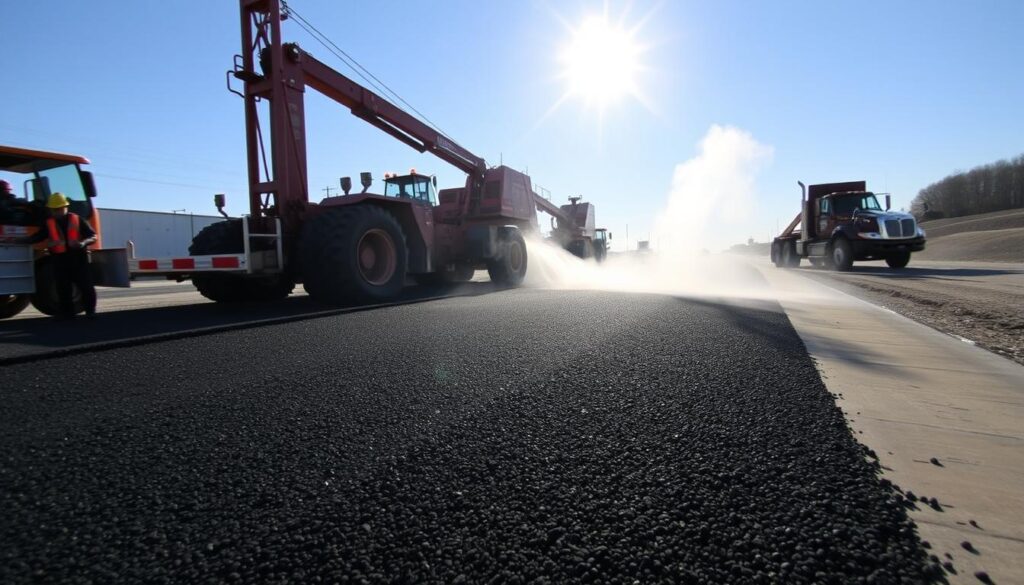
left=0, top=294, right=31, bottom=319
left=301, top=206, right=408, bottom=304
left=189, top=220, right=294, bottom=302
left=828, top=238, right=854, bottom=272
left=487, top=228, right=528, bottom=287
left=781, top=241, right=800, bottom=268
left=30, top=258, right=84, bottom=316
left=771, top=242, right=782, bottom=267
left=885, top=250, right=911, bottom=269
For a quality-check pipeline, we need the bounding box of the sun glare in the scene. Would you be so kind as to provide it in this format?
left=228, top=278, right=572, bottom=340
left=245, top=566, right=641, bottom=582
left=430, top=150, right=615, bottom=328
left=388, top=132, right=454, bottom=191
left=560, top=14, right=645, bottom=111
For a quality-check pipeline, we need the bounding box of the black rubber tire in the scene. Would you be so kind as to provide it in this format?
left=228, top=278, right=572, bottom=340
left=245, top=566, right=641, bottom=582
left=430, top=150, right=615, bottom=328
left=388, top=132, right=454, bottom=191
left=781, top=241, right=800, bottom=268
left=30, top=258, right=84, bottom=316
left=829, top=238, right=854, bottom=272
left=594, top=241, right=607, bottom=263
left=0, top=294, right=31, bottom=319
left=885, top=250, right=911, bottom=269
left=487, top=228, right=528, bottom=287
left=300, top=206, right=408, bottom=304
left=189, top=220, right=294, bottom=302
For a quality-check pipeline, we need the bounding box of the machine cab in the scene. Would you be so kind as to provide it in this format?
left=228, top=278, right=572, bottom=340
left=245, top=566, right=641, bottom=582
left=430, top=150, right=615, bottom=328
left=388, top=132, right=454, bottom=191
left=0, top=145, right=98, bottom=230
left=383, top=172, right=437, bottom=206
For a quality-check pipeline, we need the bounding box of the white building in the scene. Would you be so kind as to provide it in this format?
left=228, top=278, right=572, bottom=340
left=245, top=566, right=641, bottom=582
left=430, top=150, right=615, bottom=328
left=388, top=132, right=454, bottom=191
left=99, top=208, right=223, bottom=258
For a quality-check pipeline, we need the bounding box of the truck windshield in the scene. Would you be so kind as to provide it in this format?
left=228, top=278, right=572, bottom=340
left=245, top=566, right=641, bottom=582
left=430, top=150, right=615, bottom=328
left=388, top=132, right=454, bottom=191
left=384, top=175, right=436, bottom=205
left=833, top=193, right=882, bottom=215
left=38, top=163, right=88, bottom=202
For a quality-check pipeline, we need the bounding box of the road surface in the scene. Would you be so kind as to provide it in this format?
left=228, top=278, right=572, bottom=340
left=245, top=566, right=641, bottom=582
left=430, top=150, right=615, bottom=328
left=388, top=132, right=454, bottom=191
left=0, top=273, right=935, bottom=583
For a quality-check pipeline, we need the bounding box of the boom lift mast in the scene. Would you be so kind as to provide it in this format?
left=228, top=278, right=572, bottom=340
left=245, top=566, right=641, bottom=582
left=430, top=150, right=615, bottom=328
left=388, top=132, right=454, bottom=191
left=234, top=0, right=580, bottom=239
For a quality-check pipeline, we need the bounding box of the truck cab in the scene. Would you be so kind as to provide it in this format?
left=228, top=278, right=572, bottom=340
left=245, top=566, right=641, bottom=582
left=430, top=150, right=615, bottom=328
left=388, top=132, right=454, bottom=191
left=0, top=145, right=99, bottom=236
left=0, top=145, right=128, bottom=319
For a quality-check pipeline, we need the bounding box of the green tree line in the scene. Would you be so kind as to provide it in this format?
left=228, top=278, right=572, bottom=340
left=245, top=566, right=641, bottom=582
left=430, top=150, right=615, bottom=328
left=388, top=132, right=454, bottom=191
left=910, top=154, right=1024, bottom=220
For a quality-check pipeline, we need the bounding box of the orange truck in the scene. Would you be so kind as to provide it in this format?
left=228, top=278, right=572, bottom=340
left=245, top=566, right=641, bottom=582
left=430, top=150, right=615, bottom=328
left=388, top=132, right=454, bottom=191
left=0, top=145, right=128, bottom=318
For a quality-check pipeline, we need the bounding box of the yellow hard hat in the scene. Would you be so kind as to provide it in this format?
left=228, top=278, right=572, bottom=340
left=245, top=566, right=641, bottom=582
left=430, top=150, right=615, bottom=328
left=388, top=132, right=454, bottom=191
left=46, top=193, right=70, bottom=209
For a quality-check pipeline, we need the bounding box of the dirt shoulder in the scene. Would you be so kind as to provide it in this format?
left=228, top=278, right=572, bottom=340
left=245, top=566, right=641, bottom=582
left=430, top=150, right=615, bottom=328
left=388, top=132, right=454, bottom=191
left=796, top=260, right=1024, bottom=366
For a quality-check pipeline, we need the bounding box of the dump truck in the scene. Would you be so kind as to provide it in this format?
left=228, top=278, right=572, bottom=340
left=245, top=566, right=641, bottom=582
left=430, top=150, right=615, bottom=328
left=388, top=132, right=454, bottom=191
left=0, top=145, right=128, bottom=319
left=771, top=180, right=926, bottom=271
left=128, top=0, right=601, bottom=304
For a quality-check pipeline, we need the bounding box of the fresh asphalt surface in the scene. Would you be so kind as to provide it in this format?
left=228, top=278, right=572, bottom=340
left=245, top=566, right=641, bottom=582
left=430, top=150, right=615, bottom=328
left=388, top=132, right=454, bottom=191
left=1, top=273, right=937, bottom=582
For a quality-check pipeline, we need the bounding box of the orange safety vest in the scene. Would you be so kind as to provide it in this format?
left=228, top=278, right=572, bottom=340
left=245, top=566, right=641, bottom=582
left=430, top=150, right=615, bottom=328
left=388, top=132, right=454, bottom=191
left=46, top=213, right=80, bottom=254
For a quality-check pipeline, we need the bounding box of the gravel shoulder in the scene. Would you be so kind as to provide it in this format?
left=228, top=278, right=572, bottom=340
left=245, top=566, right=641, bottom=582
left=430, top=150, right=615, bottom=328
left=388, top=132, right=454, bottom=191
left=795, top=260, right=1024, bottom=366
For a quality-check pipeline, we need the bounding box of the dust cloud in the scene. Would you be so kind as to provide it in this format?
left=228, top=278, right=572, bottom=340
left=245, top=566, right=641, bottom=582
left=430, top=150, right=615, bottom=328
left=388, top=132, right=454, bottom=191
left=522, top=125, right=833, bottom=306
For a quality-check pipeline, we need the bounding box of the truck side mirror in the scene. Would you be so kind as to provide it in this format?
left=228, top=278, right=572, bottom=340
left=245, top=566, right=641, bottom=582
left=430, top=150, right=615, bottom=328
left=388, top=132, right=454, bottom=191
left=81, top=170, right=98, bottom=198
left=432, top=176, right=437, bottom=188
left=30, top=177, right=51, bottom=202
left=885, top=194, right=891, bottom=211
left=608, top=232, right=613, bottom=240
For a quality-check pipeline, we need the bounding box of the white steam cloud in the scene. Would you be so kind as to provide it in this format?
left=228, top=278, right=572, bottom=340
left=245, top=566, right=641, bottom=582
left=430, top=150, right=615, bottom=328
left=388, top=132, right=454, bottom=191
left=655, top=124, right=773, bottom=253
left=519, top=124, right=825, bottom=306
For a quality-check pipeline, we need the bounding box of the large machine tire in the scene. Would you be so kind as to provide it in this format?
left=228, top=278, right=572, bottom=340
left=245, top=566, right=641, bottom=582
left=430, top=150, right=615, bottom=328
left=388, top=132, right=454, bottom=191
left=0, top=294, right=31, bottom=319
left=828, top=238, right=854, bottom=272
left=885, top=250, right=911, bottom=269
left=487, top=228, right=528, bottom=287
left=189, top=220, right=293, bottom=302
left=300, top=206, right=408, bottom=304
left=30, top=258, right=84, bottom=316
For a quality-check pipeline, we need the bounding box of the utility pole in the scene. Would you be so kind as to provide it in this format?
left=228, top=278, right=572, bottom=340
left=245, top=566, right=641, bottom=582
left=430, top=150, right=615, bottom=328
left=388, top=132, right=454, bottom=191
left=625, top=224, right=629, bottom=251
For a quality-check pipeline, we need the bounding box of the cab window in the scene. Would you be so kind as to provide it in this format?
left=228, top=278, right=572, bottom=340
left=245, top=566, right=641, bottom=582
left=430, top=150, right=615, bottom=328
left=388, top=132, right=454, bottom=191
left=38, top=164, right=87, bottom=201
left=384, top=175, right=437, bottom=205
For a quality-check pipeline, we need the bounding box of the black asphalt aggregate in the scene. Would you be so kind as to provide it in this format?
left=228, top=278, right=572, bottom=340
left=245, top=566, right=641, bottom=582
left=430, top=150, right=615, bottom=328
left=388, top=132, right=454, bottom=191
left=0, top=285, right=936, bottom=583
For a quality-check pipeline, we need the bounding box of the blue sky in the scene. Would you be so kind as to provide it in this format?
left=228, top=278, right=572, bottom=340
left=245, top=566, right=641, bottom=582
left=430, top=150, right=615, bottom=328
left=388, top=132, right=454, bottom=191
left=3, top=1, right=1022, bottom=251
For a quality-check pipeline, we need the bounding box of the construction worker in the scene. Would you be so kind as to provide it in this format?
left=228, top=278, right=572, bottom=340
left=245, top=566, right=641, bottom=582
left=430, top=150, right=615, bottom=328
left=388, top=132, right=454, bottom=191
left=0, top=179, right=15, bottom=201
left=1, top=193, right=98, bottom=319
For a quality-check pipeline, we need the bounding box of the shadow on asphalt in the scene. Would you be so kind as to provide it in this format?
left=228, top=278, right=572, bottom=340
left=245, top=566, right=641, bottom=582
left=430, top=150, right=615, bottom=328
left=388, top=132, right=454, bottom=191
left=0, top=281, right=502, bottom=361
left=796, top=265, right=1021, bottom=279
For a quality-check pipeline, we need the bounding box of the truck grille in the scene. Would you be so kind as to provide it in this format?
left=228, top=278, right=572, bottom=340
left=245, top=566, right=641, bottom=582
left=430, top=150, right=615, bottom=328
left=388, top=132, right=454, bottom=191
left=883, top=218, right=917, bottom=238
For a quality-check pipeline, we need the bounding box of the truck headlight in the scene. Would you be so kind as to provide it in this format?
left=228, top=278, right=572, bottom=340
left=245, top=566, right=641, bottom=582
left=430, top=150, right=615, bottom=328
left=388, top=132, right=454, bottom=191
left=857, top=232, right=882, bottom=239
left=917, top=227, right=926, bottom=238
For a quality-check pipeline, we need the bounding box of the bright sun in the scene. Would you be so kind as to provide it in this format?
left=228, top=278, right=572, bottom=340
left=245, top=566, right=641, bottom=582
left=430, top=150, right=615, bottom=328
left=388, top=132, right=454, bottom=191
left=560, top=14, right=645, bottom=110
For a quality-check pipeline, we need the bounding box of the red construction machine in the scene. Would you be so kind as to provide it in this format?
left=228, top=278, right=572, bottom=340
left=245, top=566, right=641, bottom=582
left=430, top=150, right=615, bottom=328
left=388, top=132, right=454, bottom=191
left=129, top=0, right=602, bottom=304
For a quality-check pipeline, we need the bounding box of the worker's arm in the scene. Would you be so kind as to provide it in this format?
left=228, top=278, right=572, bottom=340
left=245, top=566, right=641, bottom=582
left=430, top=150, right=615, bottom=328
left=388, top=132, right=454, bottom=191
left=69, top=218, right=98, bottom=249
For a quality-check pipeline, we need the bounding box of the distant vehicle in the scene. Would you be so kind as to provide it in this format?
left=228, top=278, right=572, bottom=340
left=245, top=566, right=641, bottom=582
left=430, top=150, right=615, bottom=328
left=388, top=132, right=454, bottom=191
left=0, top=145, right=127, bottom=319
left=771, top=180, right=926, bottom=271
